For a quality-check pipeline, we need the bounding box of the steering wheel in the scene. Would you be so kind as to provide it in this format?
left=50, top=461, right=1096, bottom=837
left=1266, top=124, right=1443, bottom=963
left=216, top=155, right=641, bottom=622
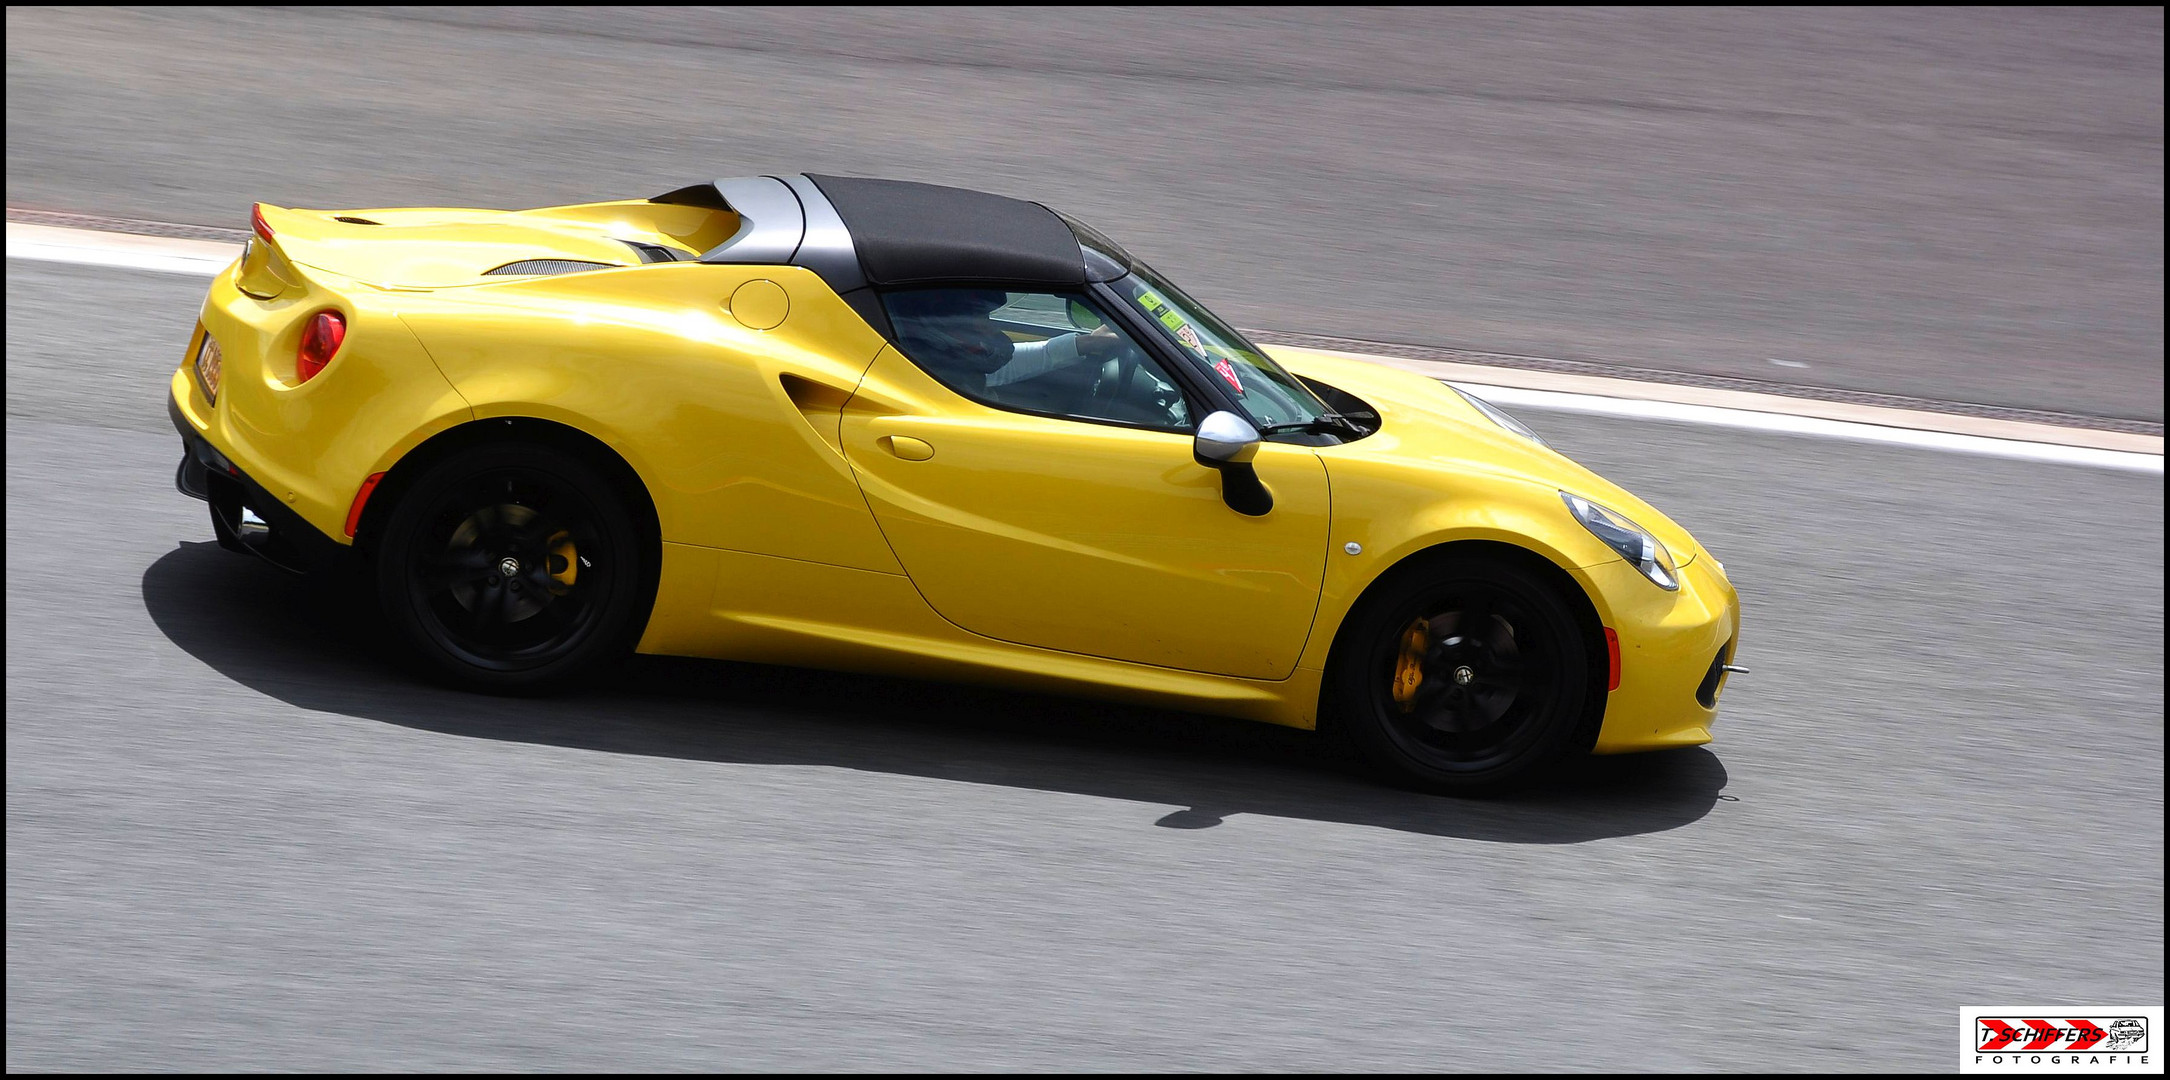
left=1088, top=347, right=1144, bottom=414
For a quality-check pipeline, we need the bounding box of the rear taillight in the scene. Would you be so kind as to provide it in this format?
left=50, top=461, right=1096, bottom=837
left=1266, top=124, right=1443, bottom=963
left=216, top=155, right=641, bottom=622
left=251, top=203, right=274, bottom=243
left=297, top=311, right=346, bottom=382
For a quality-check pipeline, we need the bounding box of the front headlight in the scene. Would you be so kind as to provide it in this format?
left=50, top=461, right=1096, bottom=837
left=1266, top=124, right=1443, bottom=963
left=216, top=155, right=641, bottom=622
left=1562, top=491, right=1678, bottom=591
left=1449, top=384, right=1547, bottom=448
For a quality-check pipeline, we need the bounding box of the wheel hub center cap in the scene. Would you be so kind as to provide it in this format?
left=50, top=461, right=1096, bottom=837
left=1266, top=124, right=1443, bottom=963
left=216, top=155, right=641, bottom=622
left=498, top=556, right=521, bottom=577
left=1454, top=665, right=1476, bottom=685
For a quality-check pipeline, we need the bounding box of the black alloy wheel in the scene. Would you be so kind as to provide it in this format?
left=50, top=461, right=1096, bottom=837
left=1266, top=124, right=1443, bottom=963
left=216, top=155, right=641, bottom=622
left=1330, top=554, right=1596, bottom=794
left=376, top=443, right=647, bottom=691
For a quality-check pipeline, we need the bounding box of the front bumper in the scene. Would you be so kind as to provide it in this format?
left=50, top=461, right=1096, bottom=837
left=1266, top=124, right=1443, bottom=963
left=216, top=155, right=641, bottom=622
left=1584, top=554, right=1741, bottom=754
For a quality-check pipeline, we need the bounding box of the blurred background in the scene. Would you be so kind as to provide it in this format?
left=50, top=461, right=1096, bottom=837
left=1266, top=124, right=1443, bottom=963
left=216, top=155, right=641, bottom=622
left=8, top=6, right=2162, bottom=419
left=7, top=7, right=2162, bottom=1072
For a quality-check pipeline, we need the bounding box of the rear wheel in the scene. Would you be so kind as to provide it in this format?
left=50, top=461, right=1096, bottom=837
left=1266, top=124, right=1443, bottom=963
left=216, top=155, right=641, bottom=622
left=375, top=443, right=647, bottom=691
left=1328, top=553, right=1596, bottom=794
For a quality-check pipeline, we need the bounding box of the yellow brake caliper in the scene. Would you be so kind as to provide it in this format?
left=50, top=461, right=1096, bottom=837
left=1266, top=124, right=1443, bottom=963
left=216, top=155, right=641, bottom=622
left=1393, top=617, right=1429, bottom=713
left=546, top=530, right=579, bottom=595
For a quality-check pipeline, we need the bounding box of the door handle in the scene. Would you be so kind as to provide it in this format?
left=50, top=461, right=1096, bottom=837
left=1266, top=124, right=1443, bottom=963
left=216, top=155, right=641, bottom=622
left=879, top=435, right=935, bottom=461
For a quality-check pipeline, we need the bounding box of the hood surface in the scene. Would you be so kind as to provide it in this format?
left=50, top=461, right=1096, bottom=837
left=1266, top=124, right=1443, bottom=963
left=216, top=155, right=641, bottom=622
left=1270, top=345, right=1705, bottom=566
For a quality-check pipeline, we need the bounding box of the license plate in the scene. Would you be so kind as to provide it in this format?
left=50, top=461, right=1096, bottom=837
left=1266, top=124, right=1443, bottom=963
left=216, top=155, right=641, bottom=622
left=195, top=329, right=223, bottom=404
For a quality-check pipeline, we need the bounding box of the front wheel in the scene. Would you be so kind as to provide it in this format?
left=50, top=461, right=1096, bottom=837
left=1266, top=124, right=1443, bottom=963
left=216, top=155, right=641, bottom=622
left=1327, top=553, right=1598, bottom=794
left=375, top=443, right=648, bottom=692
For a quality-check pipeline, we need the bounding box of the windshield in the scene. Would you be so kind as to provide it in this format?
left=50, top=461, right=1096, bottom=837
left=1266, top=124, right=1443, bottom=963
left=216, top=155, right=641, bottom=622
left=1107, top=264, right=1333, bottom=431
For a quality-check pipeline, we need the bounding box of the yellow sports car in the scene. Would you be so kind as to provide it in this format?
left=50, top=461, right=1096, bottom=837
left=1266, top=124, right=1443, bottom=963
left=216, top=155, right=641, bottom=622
left=168, top=174, right=1742, bottom=793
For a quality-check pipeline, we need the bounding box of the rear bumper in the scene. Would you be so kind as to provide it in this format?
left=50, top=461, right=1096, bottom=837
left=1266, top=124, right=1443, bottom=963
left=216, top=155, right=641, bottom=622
left=170, top=384, right=345, bottom=574
left=1585, top=555, right=1742, bottom=754
left=169, top=388, right=221, bottom=499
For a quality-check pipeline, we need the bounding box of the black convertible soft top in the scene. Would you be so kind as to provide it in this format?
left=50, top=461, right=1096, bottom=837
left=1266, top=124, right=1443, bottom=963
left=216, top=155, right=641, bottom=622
left=805, top=175, right=1088, bottom=288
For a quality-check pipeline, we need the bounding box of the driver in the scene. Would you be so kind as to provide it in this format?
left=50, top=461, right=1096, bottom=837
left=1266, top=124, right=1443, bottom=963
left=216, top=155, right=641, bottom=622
left=888, top=289, right=1126, bottom=393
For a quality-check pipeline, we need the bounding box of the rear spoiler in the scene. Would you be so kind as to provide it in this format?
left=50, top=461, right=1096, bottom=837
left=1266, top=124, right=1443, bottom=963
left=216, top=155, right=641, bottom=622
left=236, top=202, right=308, bottom=298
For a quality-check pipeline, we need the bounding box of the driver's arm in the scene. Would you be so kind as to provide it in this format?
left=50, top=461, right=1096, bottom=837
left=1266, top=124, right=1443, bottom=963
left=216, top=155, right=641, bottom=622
left=988, top=326, right=1129, bottom=388
left=986, top=333, right=1083, bottom=388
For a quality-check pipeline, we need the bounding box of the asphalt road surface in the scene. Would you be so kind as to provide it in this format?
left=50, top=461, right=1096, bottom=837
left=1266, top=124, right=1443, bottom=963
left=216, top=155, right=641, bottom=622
left=5, top=7, right=2163, bottom=421
left=6, top=256, right=2160, bottom=1071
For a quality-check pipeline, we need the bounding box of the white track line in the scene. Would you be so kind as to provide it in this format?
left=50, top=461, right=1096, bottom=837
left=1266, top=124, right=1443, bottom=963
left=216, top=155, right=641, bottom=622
left=8, top=220, right=2161, bottom=474
left=7, top=222, right=237, bottom=275
left=1267, top=343, right=2161, bottom=456
left=1454, top=383, right=2159, bottom=474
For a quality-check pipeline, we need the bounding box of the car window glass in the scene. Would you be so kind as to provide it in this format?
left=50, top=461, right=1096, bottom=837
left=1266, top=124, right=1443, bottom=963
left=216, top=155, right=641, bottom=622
left=1111, top=267, right=1332, bottom=431
left=882, top=288, right=1193, bottom=432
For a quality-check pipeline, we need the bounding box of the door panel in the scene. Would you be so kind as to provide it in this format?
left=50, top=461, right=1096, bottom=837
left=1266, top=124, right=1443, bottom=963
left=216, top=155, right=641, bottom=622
left=842, top=347, right=1329, bottom=680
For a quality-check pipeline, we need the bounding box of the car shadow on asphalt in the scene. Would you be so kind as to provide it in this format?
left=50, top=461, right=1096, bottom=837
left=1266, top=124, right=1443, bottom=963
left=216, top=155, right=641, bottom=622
left=143, top=541, right=1729, bottom=842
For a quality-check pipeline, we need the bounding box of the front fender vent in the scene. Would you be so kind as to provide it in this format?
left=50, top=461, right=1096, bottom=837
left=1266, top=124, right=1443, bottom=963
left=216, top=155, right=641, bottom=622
left=483, top=259, right=617, bottom=276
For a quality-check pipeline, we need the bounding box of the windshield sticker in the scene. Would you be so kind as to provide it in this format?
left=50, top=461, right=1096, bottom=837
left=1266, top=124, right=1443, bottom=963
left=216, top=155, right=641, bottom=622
left=1135, top=284, right=1221, bottom=367
left=1214, top=356, right=1245, bottom=394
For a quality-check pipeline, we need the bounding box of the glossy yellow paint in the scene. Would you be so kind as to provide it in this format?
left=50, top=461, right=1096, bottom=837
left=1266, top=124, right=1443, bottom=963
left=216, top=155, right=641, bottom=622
left=1265, top=345, right=1738, bottom=746
left=1578, top=556, right=1739, bottom=752
left=728, top=279, right=791, bottom=330
left=395, top=261, right=904, bottom=573
left=177, top=253, right=474, bottom=541
left=636, top=542, right=1320, bottom=725
left=252, top=201, right=731, bottom=288
left=841, top=345, right=1331, bottom=680
left=171, top=200, right=1739, bottom=754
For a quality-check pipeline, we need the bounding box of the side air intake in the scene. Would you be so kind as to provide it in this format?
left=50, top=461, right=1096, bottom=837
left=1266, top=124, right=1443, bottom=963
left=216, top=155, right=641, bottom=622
left=483, top=259, right=617, bottom=276
left=622, top=241, right=685, bottom=264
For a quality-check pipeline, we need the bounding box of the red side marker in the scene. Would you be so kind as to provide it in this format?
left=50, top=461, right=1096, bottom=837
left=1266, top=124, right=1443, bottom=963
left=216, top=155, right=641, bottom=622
left=345, top=472, right=386, bottom=537
left=1603, top=627, right=1621, bottom=691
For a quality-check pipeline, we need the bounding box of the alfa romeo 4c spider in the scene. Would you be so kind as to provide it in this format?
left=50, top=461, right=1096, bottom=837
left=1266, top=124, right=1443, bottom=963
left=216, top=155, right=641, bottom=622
left=169, top=174, right=1742, bottom=792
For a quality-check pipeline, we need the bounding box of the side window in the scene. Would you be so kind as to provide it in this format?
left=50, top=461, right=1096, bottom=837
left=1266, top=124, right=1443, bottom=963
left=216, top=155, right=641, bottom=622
left=882, top=288, right=1194, bottom=432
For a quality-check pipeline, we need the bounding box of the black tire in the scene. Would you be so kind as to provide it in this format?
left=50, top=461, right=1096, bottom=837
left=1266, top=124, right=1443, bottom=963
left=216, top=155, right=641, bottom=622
left=374, top=442, right=648, bottom=692
left=1327, top=552, right=1597, bottom=795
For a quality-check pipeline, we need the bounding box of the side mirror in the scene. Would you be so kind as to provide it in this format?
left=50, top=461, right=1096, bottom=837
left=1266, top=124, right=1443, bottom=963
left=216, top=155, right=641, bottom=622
left=1193, top=411, right=1272, bottom=516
